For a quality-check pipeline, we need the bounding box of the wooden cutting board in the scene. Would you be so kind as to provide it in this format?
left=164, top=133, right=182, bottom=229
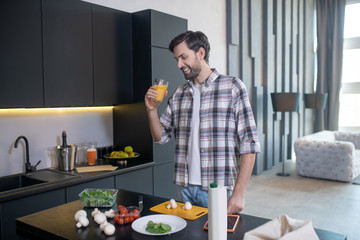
left=75, top=165, right=118, bottom=173
left=150, top=201, right=208, bottom=220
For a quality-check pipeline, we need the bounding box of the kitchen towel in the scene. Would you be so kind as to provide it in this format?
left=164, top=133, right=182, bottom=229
left=244, top=214, right=319, bottom=240
left=75, top=165, right=118, bottom=173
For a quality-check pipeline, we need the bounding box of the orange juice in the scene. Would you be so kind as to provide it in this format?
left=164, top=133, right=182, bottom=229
left=153, top=84, right=168, bottom=102
left=87, top=148, right=96, bottom=165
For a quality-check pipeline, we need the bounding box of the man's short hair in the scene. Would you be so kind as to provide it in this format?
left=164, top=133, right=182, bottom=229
left=169, top=31, right=211, bottom=63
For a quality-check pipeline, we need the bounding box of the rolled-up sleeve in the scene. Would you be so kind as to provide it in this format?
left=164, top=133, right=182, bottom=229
left=234, top=80, right=261, bottom=154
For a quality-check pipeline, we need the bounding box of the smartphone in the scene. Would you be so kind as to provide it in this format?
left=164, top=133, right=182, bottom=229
left=203, top=214, right=240, bottom=233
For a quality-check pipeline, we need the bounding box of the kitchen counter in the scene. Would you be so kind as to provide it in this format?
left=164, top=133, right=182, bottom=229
left=0, top=159, right=154, bottom=203
left=16, top=189, right=347, bottom=240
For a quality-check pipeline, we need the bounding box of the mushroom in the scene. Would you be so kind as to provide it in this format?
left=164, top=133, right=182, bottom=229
left=105, top=209, right=116, bottom=218
left=74, top=210, right=87, bottom=221
left=94, top=212, right=107, bottom=225
left=169, top=199, right=177, bottom=209
left=100, top=220, right=108, bottom=231
left=182, top=201, right=192, bottom=210
left=76, top=215, right=89, bottom=228
left=91, top=208, right=100, bottom=217
left=104, top=223, right=116, bottom=236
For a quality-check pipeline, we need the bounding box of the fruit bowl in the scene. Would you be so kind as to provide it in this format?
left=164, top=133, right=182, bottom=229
left=103, top=152, right=140, bottom=161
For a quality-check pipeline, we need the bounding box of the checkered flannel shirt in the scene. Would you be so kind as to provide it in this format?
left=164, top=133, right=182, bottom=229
left=157, top=69, right=260, bottom=190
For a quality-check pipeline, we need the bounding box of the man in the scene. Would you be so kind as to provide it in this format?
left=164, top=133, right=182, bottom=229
left=145, top=31, right=260, bottom=214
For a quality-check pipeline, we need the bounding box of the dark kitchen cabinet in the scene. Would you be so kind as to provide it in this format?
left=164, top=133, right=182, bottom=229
left=115, top=167, right=153, bottom=195
left=42, top=1, right=133, bottom=107
left=0, top=0, right=43, bottom=108
left=132, top=9, right=188, bottom=103
left=153, top=162, right=178, bottom=200
left=43, top=0, right=93, bottom=107
left=1, top=188, right=65, bottom=240
left=113, top=10, right=187, bottom=199
left=92, top=5, right=133, bottom=105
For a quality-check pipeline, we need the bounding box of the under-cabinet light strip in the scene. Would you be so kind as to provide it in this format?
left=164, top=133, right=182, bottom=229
left=0, top=106, right=114, bottom=113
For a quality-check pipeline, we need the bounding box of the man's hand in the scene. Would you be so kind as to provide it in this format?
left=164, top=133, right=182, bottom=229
left=144, top=86, right=168, bottom=142
left=144, top=86, right=168, bottom=111
left=145, top=86, right=160, bottom=111
left=227, top=153, right=255, bottom=214
left=227, top=191, right=245, bottom=214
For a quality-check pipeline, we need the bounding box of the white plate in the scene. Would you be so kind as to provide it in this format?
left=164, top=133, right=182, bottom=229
left=131, top=214, right=187, bottom=236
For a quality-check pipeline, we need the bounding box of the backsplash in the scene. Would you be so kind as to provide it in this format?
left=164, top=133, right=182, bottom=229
left=0, top=107, right=113, bottom=177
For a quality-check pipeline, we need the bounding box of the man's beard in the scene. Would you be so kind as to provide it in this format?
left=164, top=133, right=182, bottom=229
left=182, top=61, right=201, bottom=80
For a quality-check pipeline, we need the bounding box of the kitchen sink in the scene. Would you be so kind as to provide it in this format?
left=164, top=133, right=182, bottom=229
left=29, top=168, right=81, bottom=182
left=0, top=175, right=48, bottom=193
left=0, top=169, right=81, bottom=194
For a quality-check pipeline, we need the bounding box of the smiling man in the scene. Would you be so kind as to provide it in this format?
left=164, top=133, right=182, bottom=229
left=144, top=31, right=260, bottom=214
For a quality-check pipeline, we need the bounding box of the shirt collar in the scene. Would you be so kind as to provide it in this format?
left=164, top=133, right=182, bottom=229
left=185, top=68, right=219, bottom=89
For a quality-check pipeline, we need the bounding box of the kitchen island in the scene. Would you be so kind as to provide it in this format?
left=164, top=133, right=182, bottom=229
left=0, top=159, right=154, bottom=239
left=16, top=189, right=347, bottom=240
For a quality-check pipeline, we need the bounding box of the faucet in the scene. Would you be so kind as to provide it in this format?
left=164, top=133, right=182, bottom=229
left=14, top=136, right=40, bottom=174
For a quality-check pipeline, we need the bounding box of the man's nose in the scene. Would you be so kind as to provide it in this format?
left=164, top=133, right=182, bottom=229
left=177, top=59, right=184, bottom=69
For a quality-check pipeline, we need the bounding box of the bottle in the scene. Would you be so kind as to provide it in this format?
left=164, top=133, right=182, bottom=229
left=208, top=183, right=227, bottom=240
left=62, top=130, right=68, bottom=148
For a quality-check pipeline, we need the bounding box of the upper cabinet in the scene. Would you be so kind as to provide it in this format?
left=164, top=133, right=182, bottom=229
left=43, top=0, right=93, bottom=107
left=0, top=0, right=133, bottom=108
left=92, top=5, right=133, bottom=105
left=0, top=0, right=44, bottom=108
left=132, top=10, right=188, bottom=103
left=1, top=3, right=186, bottom=108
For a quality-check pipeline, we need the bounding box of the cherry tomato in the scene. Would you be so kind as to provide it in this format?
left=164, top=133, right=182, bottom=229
left=118, top=217, right=124, bottom=225
left=129, top=216, right=135, bottom=223
left=124, top=216, right=130, bottom=223
left=131, top=209, right=140, bottom=214
left=117, top=205, right=125, bottom=210
left=134, top=214, right=140, bottom=219
left=120, top=208, right=128, bottom=216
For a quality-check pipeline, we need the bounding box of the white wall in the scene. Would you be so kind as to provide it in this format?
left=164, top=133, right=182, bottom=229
left=83, top=0, right=227, bottom=74
left=0, top=0, right=226, bottom=177
left=0, top=108, right=113, bottom=177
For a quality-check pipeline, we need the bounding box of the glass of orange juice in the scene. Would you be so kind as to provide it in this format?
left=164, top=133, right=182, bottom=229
left=87, top=148, right=97, bottom=165
left=152, top=78, right=168, bottom=103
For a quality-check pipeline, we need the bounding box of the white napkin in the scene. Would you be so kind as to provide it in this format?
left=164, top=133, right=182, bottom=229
left=244, top=215, right=319, bottom=240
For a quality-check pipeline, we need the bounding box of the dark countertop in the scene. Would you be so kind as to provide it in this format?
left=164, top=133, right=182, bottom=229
left=16, top=189, right=347, bottom=240
left=0, top=159, right=154, bottom=203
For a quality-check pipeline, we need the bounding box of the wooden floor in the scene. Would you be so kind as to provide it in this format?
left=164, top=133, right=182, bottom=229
left=242, top=160, right=360, bottom=240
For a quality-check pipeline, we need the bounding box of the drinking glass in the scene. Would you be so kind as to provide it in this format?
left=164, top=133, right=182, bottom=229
left=87, top=148, right=97, bottom=165
left=152, top=78, right=168, bottom=103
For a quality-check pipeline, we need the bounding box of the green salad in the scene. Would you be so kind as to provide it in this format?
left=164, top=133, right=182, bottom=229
left=146, top=220, right=172, bottom=234
left=80, top=189, right=116, bottom=207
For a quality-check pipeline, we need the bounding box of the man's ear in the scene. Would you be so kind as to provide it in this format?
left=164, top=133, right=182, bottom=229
left=197, top=47, right=206, bottom=61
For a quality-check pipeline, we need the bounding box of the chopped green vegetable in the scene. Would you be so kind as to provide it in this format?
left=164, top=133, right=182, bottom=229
left=146, top=220, right=172, bottom=234
left=80, top=189, right=115, bottom=207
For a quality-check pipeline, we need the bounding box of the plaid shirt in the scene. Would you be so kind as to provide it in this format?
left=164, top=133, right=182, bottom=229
left=157, top=69, right=260, bottom=190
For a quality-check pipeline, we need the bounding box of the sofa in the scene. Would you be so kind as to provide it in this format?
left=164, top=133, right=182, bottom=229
left=294, top=130, right=360, bottom=182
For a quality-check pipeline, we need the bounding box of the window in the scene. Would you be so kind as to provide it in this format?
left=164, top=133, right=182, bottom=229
left=339, top=0, right=360, bottom=131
